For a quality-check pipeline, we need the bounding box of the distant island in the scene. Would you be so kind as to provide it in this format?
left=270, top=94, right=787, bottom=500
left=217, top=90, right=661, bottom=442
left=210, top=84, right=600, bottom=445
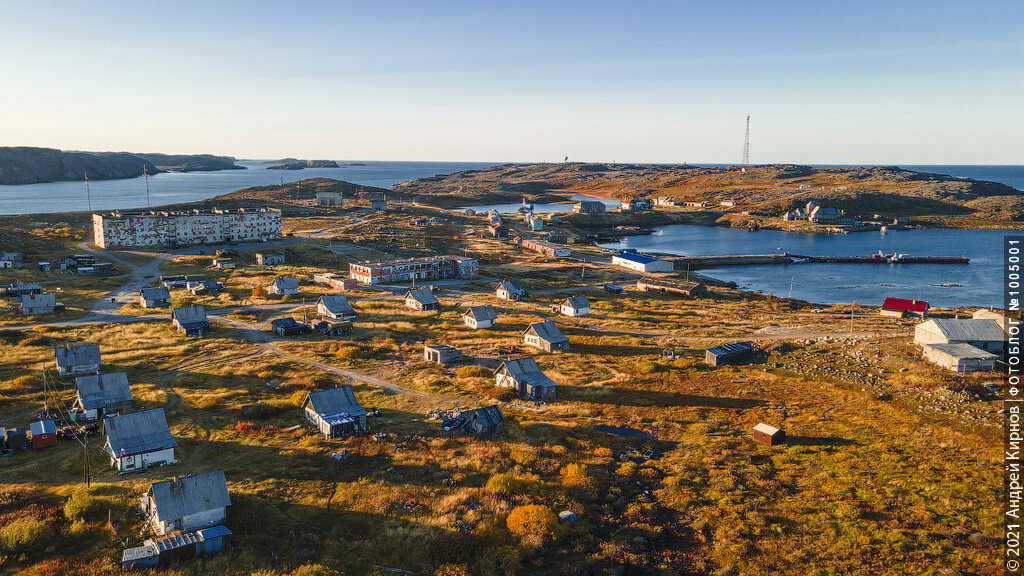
left=0, top=147, right=244, bottom=185
left=265, top=159, right=366, bottom=170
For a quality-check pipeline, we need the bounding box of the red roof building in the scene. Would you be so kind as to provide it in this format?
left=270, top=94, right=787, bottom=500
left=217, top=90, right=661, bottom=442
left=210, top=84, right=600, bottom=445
left=880, top=297, right=929, bottom=319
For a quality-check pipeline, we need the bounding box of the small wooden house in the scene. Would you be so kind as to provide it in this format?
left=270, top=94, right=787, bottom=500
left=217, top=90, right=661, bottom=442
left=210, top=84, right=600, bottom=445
left=752, top=423, right=785, bottom=446
left=104, top=408, right=177, bottom=473
left=317, top=294, right=357, bottom=321
left=424, top=344, right=463, bottom=364
left=494, top=357, right=557, bottom=400
left=559, top=295, right=590, bottom=317
left=4, top=427, right=28, bottom=451
left=29, top=420, right=57, bottom=449
left=55, top=343, right=101, bottom=377
left=496, top=280, right=528, bottom=302
left=172, top=305, right=210, bottom=337
left=268, top=276, right=300, bottom=296
left=22, top=292, right=60, bottom=315
left=405, top=287, right=439, bottom=311
left=255, top=252, right=285, bottom=266
left=488, top=224, right=509, bottom=238
left=524, top=320, right=569, bottom=352
left=302, top=386, right=368, bottom=438
left=139, top=286, right=171, bottom=308
left=74, top=372, right=133, bottom=420
left=212, top=258, right=235, bottom=270
left=143, top=469, right=231, bottom=535
left=463, top=305, right=497, bottom=329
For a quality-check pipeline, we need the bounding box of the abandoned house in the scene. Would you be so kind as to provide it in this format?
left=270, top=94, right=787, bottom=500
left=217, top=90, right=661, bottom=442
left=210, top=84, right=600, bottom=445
left=267, top=276, right=300, bottom=296
left=22, top=291, right=61, bottom=315
left=255, top=252, right=285, bottom=266
left=444, top=406, right=505, bottom=436
left=494, top=357, right=558, bottom=400
left=705, top=341, right=755, bottom=366
left=55, top=343, right=101, bottom=377
left=405, top=287, right=440, bottom=311
left=424, top=344, right=463, bottom=364
left=921, top=342, right=998, bottom=373
left=496, top=280, right=529, bottom=302
left=302, top=386, right=368, bottom=438
left=143, top=469, right=231, bottom=535
left=74, top=372, right=133, bottom=420
left=172, top=305, right=210, bottom=337
left=104, top=408, right=177, bottom=473
left=463, top=304, right=498, bottom=329
left=524, top=320, right=570, bottom=352
left=317, top=294, right=357, bottom=321
left=139, top=286, right=172, bottom=308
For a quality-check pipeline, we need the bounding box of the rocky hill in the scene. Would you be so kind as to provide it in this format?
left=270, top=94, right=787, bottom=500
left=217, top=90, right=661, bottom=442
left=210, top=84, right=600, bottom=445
left=266, top=159, right=340, bottom=170
left=0, top=147, right=243, bottom=185
left=395, top=163, right=1024, bottom=227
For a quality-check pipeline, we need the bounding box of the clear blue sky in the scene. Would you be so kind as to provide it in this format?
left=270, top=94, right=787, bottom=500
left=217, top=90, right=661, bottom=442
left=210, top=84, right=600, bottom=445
left=1, top=1, right=1021, bottom=164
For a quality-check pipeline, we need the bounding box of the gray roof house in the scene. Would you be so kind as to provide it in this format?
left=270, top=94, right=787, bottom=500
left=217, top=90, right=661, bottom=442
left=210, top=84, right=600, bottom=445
left=302, top=386, right=368, bottom=438
left=22, top=291, right=58, bottom=315
left=317, top=294, right=357, bottom=321
left=268, top=276, right=300, bottom=296
left=494, top=357, right=557, bottom=400
left=496, top=280, right=528, bottom=301
left=444, top=406, right=505, bottom=436
left=405, top=287, right=440, bottom=311
left=524, top=320, right=570, bottom=352
left=463, top=304, right=498, bottom=329
left=560, top=295, right=590, bottom=317
left=104, top=408, right=177, bottom=473
left=172, top=305, right=210, bottom=337
left=914, top=318, right=1006, bottom=353
left=144, top=469, right=231, bottom=535
left=139, top=286, right=171, bottom=308
left=55, top=343, right=101, bottom=377
left=75, top=372, right=133, bottom=420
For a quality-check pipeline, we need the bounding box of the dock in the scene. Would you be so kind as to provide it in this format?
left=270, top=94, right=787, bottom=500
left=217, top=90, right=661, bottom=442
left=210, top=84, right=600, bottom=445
left=670, top=254, right=793, bottom=269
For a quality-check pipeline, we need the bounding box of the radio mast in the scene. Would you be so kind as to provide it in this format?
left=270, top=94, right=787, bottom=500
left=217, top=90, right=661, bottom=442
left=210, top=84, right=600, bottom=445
left=144, top=165, right=151, bottom=207
left=84, top=172, right=92, bottom=212
left=741, top=115, right=750, bottom=166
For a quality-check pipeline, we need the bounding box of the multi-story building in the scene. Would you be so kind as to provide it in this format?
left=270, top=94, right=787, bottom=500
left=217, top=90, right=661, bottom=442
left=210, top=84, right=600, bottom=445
left=348, top=255, right=478, bottom=285
left=521, top=238, right=571, bottom=258
left=92, top=208, right=282, bottom=248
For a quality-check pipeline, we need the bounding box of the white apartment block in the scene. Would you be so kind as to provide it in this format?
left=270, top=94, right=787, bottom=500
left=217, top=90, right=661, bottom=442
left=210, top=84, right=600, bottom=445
left=92, top=208, right=282, bottom=248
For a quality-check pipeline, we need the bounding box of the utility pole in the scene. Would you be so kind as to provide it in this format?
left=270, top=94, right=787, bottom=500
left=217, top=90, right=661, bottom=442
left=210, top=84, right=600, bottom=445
left=850, top=302, right=856, bottom=335
left=84, top=433, right=90, bottom=487
left=85, top=172, right=92, bottom=212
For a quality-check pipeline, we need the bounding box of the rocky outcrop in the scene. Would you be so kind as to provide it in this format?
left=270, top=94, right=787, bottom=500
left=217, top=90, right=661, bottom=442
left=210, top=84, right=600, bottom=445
left=266, top=159, right=340, bottom=170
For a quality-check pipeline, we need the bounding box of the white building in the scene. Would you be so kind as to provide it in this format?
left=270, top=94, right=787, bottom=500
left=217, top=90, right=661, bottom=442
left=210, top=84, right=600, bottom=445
left=463, top=305, right=497, bottom=329
left=104, top=408, right=177, bottom=473
left=315, top=191, right=344, bottom=207
left=914, top=318, right=1005, bottom=353
left=921, top=343, right=998, bottom=373
left=560, top=295, right=590, bottom=317
left=611, top=252, right=674, bottom=273
left=268, top=276, right=300, bottom=296
left=92, top=208, right=282, bottom=248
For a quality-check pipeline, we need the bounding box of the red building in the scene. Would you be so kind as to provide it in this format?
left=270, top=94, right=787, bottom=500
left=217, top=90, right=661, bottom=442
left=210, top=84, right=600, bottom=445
left=880, top=297, right=929, bottom=319
left=30, top=420, right=57, bottom=449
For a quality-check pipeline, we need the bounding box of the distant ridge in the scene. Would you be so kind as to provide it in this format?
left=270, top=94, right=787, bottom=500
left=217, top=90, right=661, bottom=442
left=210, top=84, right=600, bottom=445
left=0, top=146, right=244, bottom=185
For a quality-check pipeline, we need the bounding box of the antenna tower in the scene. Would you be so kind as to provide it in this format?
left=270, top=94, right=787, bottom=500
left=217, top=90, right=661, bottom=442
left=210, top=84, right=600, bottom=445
left=741, top=115, right=750, bottom=166
left=143, top=165, right=151, bottom=207
left=84, top=172, right=92, bottom=212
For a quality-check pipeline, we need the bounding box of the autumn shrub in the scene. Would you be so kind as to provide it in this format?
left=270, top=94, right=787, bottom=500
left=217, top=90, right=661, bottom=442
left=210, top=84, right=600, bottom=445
left=456, top=365, right=491, bottom=379
left=336, top=345, right=362, bottom=360
left=616, top=461, right=638, bottom=477
left=9, top=374, right=41, bottom=390
left=506, top=504, right=558, bottom=542
left=0, top=515, right=53, bottom=554
left=510, top=448, right=537, bottom=467
left=290, top=390, right=309, bottom=406
left=486, top=473, right=539, bottom=497
left=483, top=387, right=517, bottom=402
left=434, top=564, right=470, bottom=576
left=243, top=402, right=287, bottom=420
left=559, top=463, right=590, bottom=488
left=64, top=485, right=99, bottom=522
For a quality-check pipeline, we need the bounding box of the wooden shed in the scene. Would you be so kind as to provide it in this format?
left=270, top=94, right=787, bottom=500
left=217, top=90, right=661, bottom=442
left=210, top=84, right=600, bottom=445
left=752, top=423, right=785, bottom=446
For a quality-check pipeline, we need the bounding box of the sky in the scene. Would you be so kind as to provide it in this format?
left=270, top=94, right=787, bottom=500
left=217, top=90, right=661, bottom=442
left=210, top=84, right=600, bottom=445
left=0, top=1, right=1021, bottom=164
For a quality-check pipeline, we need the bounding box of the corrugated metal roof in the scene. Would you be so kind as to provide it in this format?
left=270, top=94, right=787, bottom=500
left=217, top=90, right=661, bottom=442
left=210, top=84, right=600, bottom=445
left=614, top=252, right=664, bottom=265
left=105, top=408, right=176, bottom=456
left=304, top=386, right=367, bottom=419
left=273, top=276, right=300, bottom=291
left=406, top=287, right=439, bottom=305
left=55, top=343, right=101, bottom=368
left=922, top=318, right=1005, bottom=342
left=30, top=420, right=56, bottom=435
left=76, top=372, right=132, bottom=410
left=318, top=294, right=355, bottom=315
left=172, top=305, right=208, bottom=325
left=563, top=295, right=589, bottom=309
left=465, top=305, right=497, bottom=322
left=22, top=292, right=56, bottom=308
left=496, top=357, right=558, bottom=388
left=148, top=469, right=230, bottom=522
left=923, top=343, right=998, bottom=359
left=707, top=341, right=754, bottom=357
left=140, top=286, right=171, bottom=301
left=525, top=321, right=568, bottom=344
left=497, top=280, right=526, bottom=295
left=882, top=297, right=929, bottom=313
left=197, top=525, right=232, bottom=540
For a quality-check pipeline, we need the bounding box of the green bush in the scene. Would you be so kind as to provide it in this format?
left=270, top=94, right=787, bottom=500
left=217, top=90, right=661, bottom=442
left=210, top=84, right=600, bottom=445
left=64, top=485, right=99, bottom=522
left=0, top=515, right=53, bottom=554
left=456, top=365, right=491, bottom=379
left=242, top=402, right=287, bottom=420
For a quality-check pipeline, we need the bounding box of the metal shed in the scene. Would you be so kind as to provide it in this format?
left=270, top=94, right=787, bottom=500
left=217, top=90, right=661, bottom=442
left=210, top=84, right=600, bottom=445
left=705, top=341, right=755, bottom=367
